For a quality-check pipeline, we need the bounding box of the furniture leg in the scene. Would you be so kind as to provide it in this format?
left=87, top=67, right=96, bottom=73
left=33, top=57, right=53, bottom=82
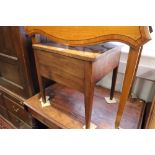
left=34, top=52, right=46, bottom=103
left=84, top=85, right=94, bottom=129
left=115, top=47, right=141, bottom=128
left=84, top=62, right=95, bottom=129
left=110, top=66, right=118, bottom=100
left=129, top=46, right=143, bottom=96
left=38, top=76, right=46, bottom=103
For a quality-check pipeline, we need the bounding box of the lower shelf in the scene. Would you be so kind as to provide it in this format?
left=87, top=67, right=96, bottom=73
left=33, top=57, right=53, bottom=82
left=24, top=84, right=146, bottom=129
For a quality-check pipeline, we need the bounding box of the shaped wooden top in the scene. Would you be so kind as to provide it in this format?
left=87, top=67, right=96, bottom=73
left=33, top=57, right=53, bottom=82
left=25, top=26, right=151, bottom=48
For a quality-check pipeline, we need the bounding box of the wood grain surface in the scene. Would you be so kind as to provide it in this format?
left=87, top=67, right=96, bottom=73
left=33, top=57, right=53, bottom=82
left=25, top=26, right=151, bottom=47
left=25, top=26, right=151, bottom=128
left=24, top=84, right=145, bottom=129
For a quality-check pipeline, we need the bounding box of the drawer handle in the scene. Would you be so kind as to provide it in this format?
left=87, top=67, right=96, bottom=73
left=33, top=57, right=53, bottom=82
left=14, top=108, right=19, bottom=112
left=13, top=106, right=19, bottom=112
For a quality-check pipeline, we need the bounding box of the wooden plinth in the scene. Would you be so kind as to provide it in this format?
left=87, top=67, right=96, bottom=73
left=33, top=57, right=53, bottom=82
left=24, top=84, right=145, bottom=129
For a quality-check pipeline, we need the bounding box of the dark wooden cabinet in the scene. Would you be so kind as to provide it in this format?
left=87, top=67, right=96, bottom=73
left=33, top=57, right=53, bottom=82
left=0, top=26, right=38, bottom=98
left=0, top=26, right=38, bottom=128
left=0, top=88, right=32, bottom=128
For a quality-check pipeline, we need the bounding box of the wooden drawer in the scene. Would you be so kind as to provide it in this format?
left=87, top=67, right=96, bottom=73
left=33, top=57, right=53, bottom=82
left=36, top=50, right=85, bottom=79
left=3, top=94, right=32, bottom=126
left=36, top=50, right=84, bottom=92
left=7, top=111, right=31, bottom=129
left=0, top=105, right=8, bottom=119
left=0, top=91, right=4, bottom=107
left=0, top=101, right=31, bottom=129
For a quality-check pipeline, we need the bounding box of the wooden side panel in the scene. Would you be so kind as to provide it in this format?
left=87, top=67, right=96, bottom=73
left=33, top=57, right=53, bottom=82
left=36, top=50, right=84, bottom=78
left=0, top=61, right=23, bottom=86
left=0, top=27, right=18, bottom=57
left=35, top=50, right=85, bottom=92
left=0, top=27, right=25, bottom=97
left=93, top=47, right=121, bottom=82
left=0, top=26, right=37, bottom=98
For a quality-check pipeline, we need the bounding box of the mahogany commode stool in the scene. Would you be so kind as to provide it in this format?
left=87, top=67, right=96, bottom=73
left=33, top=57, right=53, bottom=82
left=25, top=26, right=151, bottom=129
left=34, top=42, right=121, bottom=129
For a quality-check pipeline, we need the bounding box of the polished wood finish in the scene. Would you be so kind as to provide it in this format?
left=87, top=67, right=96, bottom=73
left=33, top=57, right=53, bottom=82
left=33, top=43, right=121, bottom=128
left=25, top=26, right=151, bottom=48
left=0, top=27, right=37, bottom=98
left=0, top=86, right=32, bottom=128
left=25, top=26, right=151, bottom=128
left=35, top=48, right=85, bottom=92
left=0, top=27, right=39, bottom=128
left=24, top=84, right=145, bottom=129
left=115, top=47, right=142, bottom=128
left=84, top=62, right=95, bottom=128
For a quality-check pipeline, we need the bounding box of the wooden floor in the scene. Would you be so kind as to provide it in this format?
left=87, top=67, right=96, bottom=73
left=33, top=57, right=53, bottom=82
left=24, top=84, right=145, bottom=129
